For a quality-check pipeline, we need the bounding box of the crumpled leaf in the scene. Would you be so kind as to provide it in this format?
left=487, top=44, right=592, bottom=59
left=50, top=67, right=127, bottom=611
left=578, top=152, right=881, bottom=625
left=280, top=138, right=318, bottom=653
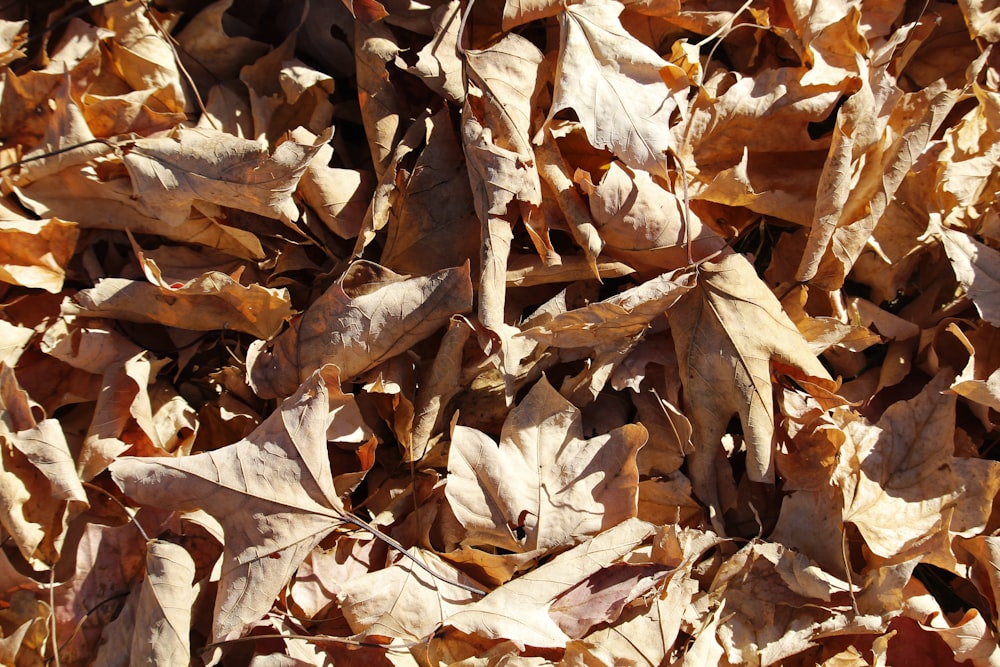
left=62, top=254, right=295, bottom=340
left=446, top=376, right=647, bottom=553
left=670, top=251, right=833, bottom=514
left=247, top=261, right=473, bottom=399
left=110, top=366, right=364, bottom=643
left=0, top=212, right=78, bottom=294
left=0, top=364, right=88, bottom=570
left=939, top=223, right=1000, bottom=327
left=122, top=127, right=331, bottom=225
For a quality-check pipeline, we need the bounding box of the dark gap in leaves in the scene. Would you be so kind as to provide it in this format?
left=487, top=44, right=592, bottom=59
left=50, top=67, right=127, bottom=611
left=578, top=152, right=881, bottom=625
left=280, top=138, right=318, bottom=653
left=807, top=94, right=849, bottom=140
left=913, top=563, right=975, bottom=615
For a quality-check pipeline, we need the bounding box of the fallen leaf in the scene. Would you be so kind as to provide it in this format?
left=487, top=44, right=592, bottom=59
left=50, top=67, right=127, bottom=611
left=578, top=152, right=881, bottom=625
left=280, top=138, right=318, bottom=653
left=446, top=376, right=646, bottom=553
left=110, top=366, right=363, bottom=643
left=122, top=127, right=330, bottom=226
left=670, top=250, right=832, bottom=518
left=247, top=261, right=473, bottom=399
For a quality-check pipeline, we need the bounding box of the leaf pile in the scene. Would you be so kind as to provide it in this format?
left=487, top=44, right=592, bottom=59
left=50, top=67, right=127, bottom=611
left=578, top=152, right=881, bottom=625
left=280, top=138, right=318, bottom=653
left=1, top=0, right=1000, bottom=665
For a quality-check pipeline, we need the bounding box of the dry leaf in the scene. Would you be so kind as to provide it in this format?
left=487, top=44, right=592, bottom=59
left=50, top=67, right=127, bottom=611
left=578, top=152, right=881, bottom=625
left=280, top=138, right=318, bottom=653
left=446, top=376, right=646, bottom=553
left=247, top=262, right=473, bottom=399
left=110, top=366, right=363, bottom=643
left=670, top=251, right=832, bottom=517
left=122, top=127, right=331, bottom=226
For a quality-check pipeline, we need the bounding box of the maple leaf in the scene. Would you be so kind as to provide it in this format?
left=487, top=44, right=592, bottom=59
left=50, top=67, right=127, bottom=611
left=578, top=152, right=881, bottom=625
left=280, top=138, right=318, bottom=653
left=669, top=251, right=833, bottom=518
left=545, top=0, right=689, bottom=175
left=110, top=366, right=372, bottom=643
left=446, top=376, right=647, bottom=553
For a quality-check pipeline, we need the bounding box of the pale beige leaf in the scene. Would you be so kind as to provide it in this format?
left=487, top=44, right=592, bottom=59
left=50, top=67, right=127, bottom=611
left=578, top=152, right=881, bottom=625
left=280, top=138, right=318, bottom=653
left=939, top=224, right=1000, bottom=326
left=131, top=540, right=197, bottom=666
left=337, top=548, right=480, bottom=641
left=110, top=366, right=358, bottom=643
left=840, top=371, right=1000, bottom=560
left=546, top=0, right=688, bottom=175
left=0, top=319, right=33, bottom=367
left=442, top=518, right=655, bottom=648
left=123, top=127, right=330, bottom=225
left=446, top=376, right=646, bottom=553
left=247, top=261, right=472, bottom=399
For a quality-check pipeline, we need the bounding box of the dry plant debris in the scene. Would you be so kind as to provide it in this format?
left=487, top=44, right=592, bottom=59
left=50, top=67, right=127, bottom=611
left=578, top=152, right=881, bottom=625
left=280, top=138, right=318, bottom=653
left=1, top=0, right=1000, bottom=664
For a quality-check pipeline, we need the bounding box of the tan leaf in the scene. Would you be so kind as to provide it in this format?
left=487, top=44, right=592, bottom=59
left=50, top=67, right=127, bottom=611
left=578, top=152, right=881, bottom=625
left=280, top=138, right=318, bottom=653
left=110, top=366, right=362, bottom=643
left=939, top=224, right=1000, bottom=327
left=839, top=371, right=1000, bottom=560
left=441, top=518, right=656, bottom=648
left=14, top=164, right=266, bottom=260
left=445, top=376, right=646, bottom=553
left=130, top=540, right=197, bottom=666
left=577, top=161, right=727, bottom=271
left=380, top=107, right=480, bottom=275
left=545, top=0, right=689, bottom=175
left=122, top=127, right=330, bottom=225
left=62, top=270, right=294, bottom=340
left=247, top=261, right=473, bottom=399
left=519, top=267, right=693, bottom=350
left=337, top=547, right=481, bottom=641
left=294, top=128, right=374, bottom=240
left=669, top=251, right=832, bottom=516
left=0, top=211, right=78, bottom=294
left=0, top=364, right=88, bottom=569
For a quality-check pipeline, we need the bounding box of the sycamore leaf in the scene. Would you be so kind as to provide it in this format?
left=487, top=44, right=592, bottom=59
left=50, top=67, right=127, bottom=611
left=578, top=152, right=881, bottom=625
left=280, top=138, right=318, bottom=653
left=446, top=376, right=647, bottom=553
left=247, top=261, right=473, bottom=399
left=669, top=251, right=832, bottom=512
left=441, top=518, right=655, bottom=649
left=545, top=0, right=688, bottom=175
left=130, top=540, right=197, bottom=665
left=939, top=224, right=1000, bottom=327
left=110, top=366, right=364, bottom=643
left=122, top=127, right=331, bottom=225
left=840, top=371, right=1000, bottom=561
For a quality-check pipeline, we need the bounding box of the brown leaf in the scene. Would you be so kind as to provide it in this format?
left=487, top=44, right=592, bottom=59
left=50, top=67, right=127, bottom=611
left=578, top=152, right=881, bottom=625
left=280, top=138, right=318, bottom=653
left=446, top=376, right=646, bottom=553
left=0, top=209, right=78, bottom=294
left=62, top=271, right=294, bottom=340
left=247, top=261, right=473, bottom=399
left=939, top=224, right=1000, bottom=327
left=0, top=364, right=88, bottom=569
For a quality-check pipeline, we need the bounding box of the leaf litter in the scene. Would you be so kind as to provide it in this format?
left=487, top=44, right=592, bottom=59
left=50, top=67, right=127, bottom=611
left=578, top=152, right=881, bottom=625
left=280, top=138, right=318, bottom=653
left=1, top=0, right=1000, bottom=665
